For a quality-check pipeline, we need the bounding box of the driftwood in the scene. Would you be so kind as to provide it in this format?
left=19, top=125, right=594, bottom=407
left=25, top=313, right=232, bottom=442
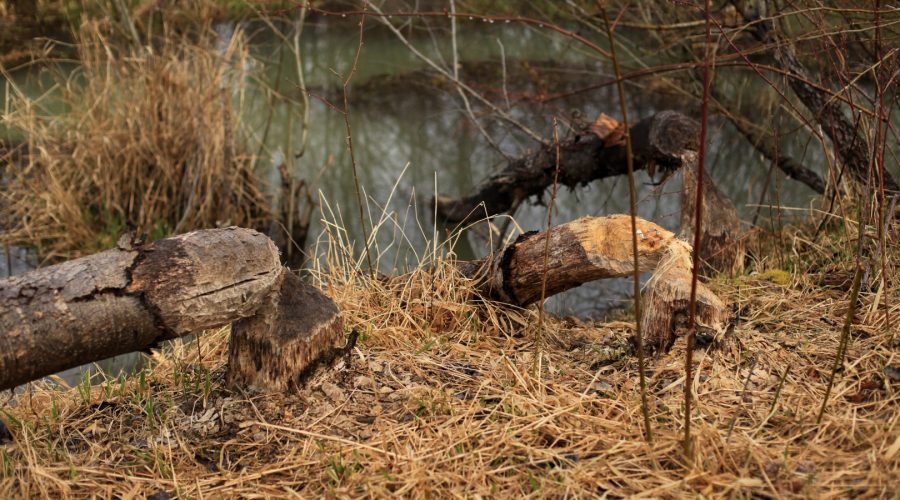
left=0, top=228, right=344, bottom=392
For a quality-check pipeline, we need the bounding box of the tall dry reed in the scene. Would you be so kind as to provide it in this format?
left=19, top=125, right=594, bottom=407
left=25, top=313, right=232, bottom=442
left=0, top=22, right=268, bottom=260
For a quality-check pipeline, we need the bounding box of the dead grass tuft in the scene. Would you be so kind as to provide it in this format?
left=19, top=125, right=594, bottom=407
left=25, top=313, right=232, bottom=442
left=0, top=22, right=268, bottom=260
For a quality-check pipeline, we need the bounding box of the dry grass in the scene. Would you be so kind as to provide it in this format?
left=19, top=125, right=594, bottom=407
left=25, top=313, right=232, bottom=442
left=1, top=216, right=897, bottom=498
left=0, top=22, right=269, bottom=260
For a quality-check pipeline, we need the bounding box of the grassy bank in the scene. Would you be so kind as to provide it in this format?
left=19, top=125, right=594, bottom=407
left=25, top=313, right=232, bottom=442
left=0, top=219, right=896, bottom=497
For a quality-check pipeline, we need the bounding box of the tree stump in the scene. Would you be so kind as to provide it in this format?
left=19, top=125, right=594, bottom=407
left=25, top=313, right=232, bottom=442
left=226, top=271, right=345, bottom=392
left=680, top=154, right=746, bottom=276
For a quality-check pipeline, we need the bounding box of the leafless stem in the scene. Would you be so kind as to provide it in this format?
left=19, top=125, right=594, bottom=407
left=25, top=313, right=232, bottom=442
left=600, top=2, right=652, bottom=444
left=683, top=0, right=714, bottom=461
left=343, top=4, right=374, bottom=276
left=534, top=120, right=561, bottom=376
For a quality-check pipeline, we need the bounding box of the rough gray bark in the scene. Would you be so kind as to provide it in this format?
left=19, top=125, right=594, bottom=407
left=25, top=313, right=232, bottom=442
left=736, top=0, right=898, bottom=195
left=0, top=228, right=281, bottom=391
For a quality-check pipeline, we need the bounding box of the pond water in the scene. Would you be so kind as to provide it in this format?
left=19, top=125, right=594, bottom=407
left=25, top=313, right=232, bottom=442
left=2, top=17, right=824, bottom=387
left=236, top=18, right=820, bottom=314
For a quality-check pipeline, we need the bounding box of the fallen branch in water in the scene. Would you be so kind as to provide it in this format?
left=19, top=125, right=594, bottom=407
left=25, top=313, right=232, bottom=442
left=436, top=110, right=745, bottom=274
left=433, top=111, right=700, bottom=226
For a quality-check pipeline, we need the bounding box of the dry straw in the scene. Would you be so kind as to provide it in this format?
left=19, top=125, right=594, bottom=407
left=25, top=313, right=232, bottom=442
left=0, top=22, right=268, bottom=261
left=1, top=211, right=896, bottom=497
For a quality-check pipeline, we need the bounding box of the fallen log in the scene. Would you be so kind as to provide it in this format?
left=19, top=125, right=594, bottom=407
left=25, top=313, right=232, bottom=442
left=446, top=214, right=726, bottom=350
left=3, top=216, right=724, bottom=392
left=0, top=228, right=344, bottom=392
left=436, top=110, right=745, bottom=276
left=434, top=111, right=700, bottom=225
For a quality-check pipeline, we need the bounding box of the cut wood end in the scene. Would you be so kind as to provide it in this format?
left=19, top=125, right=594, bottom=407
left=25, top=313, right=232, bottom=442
left=227, top=271, right=345, bottom=392
left=590, top=113, right=622, bottom=145
left=641, top=242, right=728, bottom=351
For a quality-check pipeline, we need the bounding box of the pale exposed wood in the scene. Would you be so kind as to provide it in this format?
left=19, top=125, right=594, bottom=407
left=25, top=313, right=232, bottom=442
left=0, top=227, right=281, bottom=391
left=459, top=215, right=677, bottom=305
left=455, top=215, right=727, bottom=350
left=640, top=240, right=728, bottom=351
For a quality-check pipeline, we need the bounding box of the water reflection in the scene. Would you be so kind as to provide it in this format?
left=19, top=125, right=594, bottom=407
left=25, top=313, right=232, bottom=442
left=240, top=19, right=819, bottom=316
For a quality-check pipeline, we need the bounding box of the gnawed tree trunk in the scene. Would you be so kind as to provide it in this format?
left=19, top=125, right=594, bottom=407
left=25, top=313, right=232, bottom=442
left=450, top=215, right=726, bottom=350
left=0, top=228, right=282, bottom=391
left=641, top=240, right=729, bottom=351
left=434, top=110, right=746, bottom=275
left=3, top=217, right=724, bottom=391
left=680, top=153, right=746, bottom=275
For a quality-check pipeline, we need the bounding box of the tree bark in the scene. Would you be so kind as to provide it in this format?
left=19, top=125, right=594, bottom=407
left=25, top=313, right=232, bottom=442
left=434, top=111, right=701, bottom=225
left=680, top=152, right=746, bottom=275
left=737, top=0, right=899, bottom=195
left=0, top=228, right=282, bottom=391
left=713, top=92, right=826, bottom=194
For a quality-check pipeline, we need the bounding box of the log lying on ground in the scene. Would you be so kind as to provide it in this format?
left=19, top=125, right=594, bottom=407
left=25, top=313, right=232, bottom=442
left=434, top=111, right=700, bottom=225
left=450, top=215, right=727, bottom=350
left=0, top=228, right=345, bottom=392
left=3, top=216, right=722, bottom=391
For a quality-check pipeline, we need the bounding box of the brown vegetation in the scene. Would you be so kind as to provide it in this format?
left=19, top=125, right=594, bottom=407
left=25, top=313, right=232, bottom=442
left=0, top=24, right=269, bottom=261
left=0, top=222, right=896, bottom=497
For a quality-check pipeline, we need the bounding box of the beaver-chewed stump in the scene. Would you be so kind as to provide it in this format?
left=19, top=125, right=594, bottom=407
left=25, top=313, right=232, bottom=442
left=226, top=271, right=344, bottom=392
